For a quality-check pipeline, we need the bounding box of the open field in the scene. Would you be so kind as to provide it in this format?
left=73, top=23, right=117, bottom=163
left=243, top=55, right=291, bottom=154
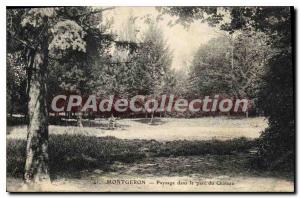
left=7, top=117, right=268, bottom=141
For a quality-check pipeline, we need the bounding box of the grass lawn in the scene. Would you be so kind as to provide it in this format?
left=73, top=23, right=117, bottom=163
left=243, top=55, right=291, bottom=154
left=6, top=117, right=294, bottom=192
left=7, top=117, right=268, bottom=141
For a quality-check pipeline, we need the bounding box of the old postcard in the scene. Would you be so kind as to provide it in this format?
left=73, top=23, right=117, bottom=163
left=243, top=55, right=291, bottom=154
left=6, top=6, right=295, bottom=192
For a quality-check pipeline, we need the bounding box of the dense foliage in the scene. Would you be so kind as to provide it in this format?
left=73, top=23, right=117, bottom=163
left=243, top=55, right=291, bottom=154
left=162, top=6, right=294, bottom=171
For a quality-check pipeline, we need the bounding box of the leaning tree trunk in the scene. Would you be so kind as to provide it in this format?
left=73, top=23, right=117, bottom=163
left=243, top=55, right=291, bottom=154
left=24, top=24, right=50, bottom=185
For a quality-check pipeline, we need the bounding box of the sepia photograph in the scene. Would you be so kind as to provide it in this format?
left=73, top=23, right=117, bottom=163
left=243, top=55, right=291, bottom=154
left=6, top=6, right=295, bottom=192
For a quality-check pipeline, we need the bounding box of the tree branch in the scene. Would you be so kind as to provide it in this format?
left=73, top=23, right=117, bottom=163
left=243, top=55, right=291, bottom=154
left=77, top=7, right=115, bottom=18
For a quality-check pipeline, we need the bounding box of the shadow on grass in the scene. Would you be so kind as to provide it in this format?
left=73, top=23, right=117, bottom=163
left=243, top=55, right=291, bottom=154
left=7, top=135, right=261, bottom=180
left=7, top=135, right=146, bottom=180
left=132, top=118, right=168, bottom=125
left=9, top=135, right=294, bottom=181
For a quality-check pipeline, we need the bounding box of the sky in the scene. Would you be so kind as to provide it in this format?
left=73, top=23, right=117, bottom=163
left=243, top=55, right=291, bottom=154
left=104, top=7, right=220, bottom=71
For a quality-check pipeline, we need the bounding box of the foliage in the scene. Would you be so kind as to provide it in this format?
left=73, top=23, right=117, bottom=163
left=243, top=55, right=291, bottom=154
left=162, top=6, right=294, bottom=171
left=189, top=30, right=273, bottom=99
left=7, top=52, right=27, bottom=115
left=49, top=20, right=86, bottom=52
left=133, top=22, right=173, bottom=96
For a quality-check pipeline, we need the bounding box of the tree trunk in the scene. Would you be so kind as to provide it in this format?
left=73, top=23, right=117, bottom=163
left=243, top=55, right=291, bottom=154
left=24, top=21, right=50, bottom=185
left=149, top=111, right=154, bottom=124
left=77, top=91, right=83, bottom=127
left=77, top=111, right=83, bottom=127
left=9, top=92, right=14, bottom=117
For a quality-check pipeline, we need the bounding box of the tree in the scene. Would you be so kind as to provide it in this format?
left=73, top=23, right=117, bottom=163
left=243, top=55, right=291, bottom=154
left=189, top=30, right=272, bottom=99
left=100, top=15, right=139, bottom=97
left=50, top=7, right=116, bottom=126
left=94, top=18, right=174, bottom=120
left=254, top=8, right=294, bottom=171
left=134, top=22, right=173, bottom=122
left=161, top=6, right=294, bottom=171
left=7, top=7, right=114, bottom=185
